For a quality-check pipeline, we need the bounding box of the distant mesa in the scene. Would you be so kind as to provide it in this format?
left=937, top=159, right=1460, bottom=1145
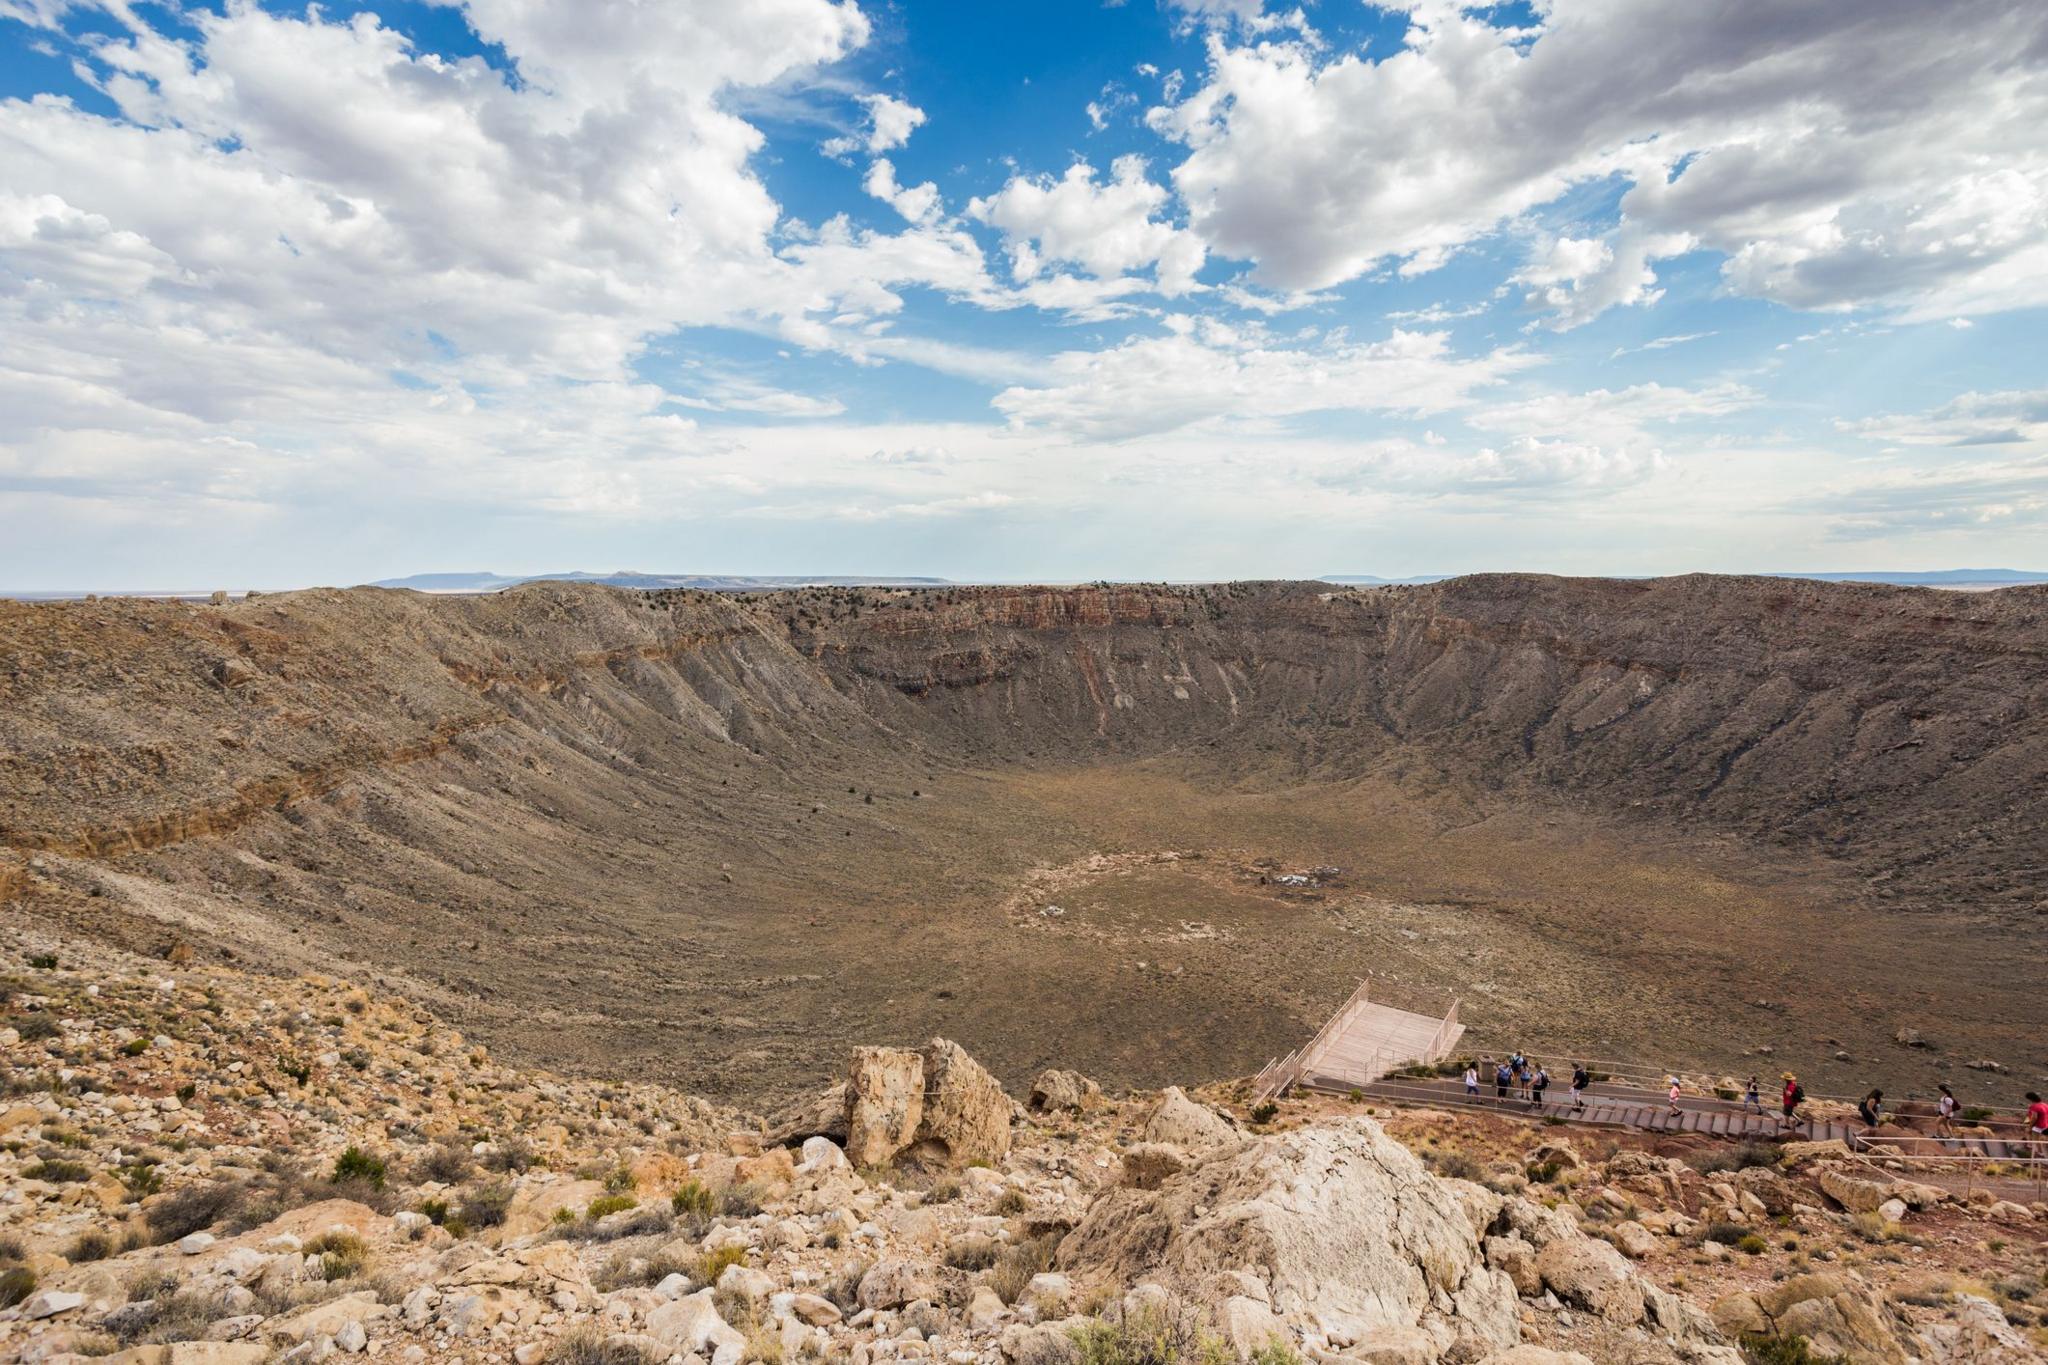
left=365, top=570, right=954, bottom=593
left=1321, top=569, right=2048, bottom=590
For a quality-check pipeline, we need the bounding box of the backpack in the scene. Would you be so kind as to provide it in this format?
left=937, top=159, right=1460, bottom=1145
left=1790, top=1084, right=1806, bottom=1106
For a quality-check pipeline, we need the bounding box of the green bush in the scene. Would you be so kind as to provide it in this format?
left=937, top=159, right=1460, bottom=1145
left=460, top=1183, right=513, bottom=1229
left=1249, top=1102, right=1279, bottom=1124
left=122, top=1038, right=151, bottom=1057
left=305, top=1230, right=369, bottom=1281
left=671, top=1180, right=714, bottom=1219
left=1738, top=1234, right=1768, bottom=1256
left=26, top=954, right=57, bottom=970
left=1960, top=1107, right=1994, bottom=1123
left=586, top=1194, right=638, bottom=1220
left=26, top=1159, right=90, bottom=1183
left=331, top=1147, right=387, bottom=1189
left=0, top=1266, right=34, bottom=1309
left=278, top=1056, right=311, bottom=1086
left=602, top=1164, right=637, bottom=1194
left=547, top=1325, right=660, bottom=1365
left=1741, top=1334, right=1820, bottom=1365
left=697, top=1244, right=749, bottom=1287
left=1071, top=1303, right=1234, bottom=1365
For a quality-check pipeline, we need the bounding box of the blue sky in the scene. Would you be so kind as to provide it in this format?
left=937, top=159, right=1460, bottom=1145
left=2, top=0, right=2045, bottom=588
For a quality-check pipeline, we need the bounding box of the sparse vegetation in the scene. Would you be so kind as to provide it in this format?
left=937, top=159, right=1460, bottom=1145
left=331, top=1145, right=388, bottom=1188
left=0, top=1266, right=36, bottom=1309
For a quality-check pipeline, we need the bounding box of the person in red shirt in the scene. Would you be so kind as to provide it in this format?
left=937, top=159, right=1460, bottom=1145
left=2026, top=1091, right=2048, bottom=1136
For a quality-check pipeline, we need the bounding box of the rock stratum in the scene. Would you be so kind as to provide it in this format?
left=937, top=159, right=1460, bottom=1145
left=1, top=577, right=2044, bottom=1098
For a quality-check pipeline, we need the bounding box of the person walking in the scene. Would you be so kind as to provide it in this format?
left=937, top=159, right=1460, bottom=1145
left=1495, top=1058, right=1513, bottom=1105
left=1511, top=1052, right=1530, bottom=1101
left=1857, top=1088, right=1884, bottom=1131
left=1570, top=1062, right=1590, bottom=1114
left=1529, top=1063, right=1550, bottom=1111
left=1743, top=1075, right=1763, bottom=1115
left=1667, top=1075, right=1683, bottom=1117
left=1780, top=1072, right=1805, bottom=1129
left=1464, top=1062, right=1481, bottom=1100
left=1934, top=1084, right=1958, bottom=1138
left=2026, top=1091, right=2048, bottom=1156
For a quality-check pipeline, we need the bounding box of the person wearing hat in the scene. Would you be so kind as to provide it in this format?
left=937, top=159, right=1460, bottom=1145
left=1780, top=1072, right=1805, bottom=1128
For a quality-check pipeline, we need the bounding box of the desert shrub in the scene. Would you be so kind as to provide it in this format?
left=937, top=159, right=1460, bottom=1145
left=15, top=1014, right=61, bottom=1042
left=331, top=1146, right=387, bottom=1189
left=0, top=1266, right=36, bottom=1309
left=1249, top=1102, right=1279, bottom=1125
left=672, top=1179, right=714, bottom=1220
left=719, top=1183, right=763, bottom=1219
left=989, top=1233, right=1059, bottom=1305
left=1738, top=1234, right=1769, bottom=1256
left=67, top=1229, right=116, bottom=1262
left=26, top=1159, right=90, bottom=1183
left=121, top=1038, right=150, bottom=1057
left=548, top=1325, right=660, bottom=1365
left=413, top=1143, right=475, bottom=1184
left=1689, top=1143, right=1783, bottom=1175
left=946, top=1234, right=1001, bottom=1271
left=586, top=1194, right=638, bottom=1220
left=26, top=954, right=57, bottom=970
left=595, top=1244, right=695, bottom=1293
left=742, top=1323, right=785, bottom=1365
left=305, top=1230, right=369, bottom=1281
left=120, top=1161, right=164, bottom=1201
left=926, top=1177, right=962, bottom=1204
left=0, top=1233, right=24, bottom=1262
left=1525, top=1160, right=1562, bottom=1185
left=697, top=1245, right=749, bottom=1287
left=1741, top=1335, right=1820, bottom=1365
left=484, top=1138, right=536, bottom=1173
left=1849, top=1211, right=1904, bottom=1243
left=603, top=1164, right=637, bottom=1194
left=994, top=1187, right=1029, bottom=1216
left=1694, top=1221, right=1751, bottom=1247
left=1423, top=1150, right=1483, bottom=1182
left=1071, top=1301, right=1233, bottom=1365
left=460, top=1182, right=513, bottom=1229
left=1960, top=1107, right=1994, bottom=1123
left=277, top=1056, right=311, bottom=1085
left=418, top=1198, right=450, bottom=1225
left=147, top=1180, right=242, bottom=1240
left=175, top=1083, right=196, bottom=1103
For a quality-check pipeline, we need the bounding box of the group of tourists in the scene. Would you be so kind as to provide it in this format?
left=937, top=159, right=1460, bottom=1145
left=1454, top=1052, right=2048, bottom=1146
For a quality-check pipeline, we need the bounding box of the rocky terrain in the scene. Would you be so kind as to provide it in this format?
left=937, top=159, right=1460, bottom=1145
left=3, top=932, right=2043, bottom=1365
left=1, top=578, right=2044, bottom=1103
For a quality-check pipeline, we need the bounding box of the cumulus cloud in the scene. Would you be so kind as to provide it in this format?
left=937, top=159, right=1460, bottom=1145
left=969, top=156, right=1206, bottom=298
left=1149, top=0, right=2048, bottom=323
left=1840, top=390, right=2048, bottom=449
left=823, top=92, right=927, bottom=157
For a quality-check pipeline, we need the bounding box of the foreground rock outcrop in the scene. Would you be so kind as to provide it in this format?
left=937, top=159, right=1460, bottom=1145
left=1060, top=1119, right=1518, bottom=1358
left=3, top=931, right=2043, bottom=1365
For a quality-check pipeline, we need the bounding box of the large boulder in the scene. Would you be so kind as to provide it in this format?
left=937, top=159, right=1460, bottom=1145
left=1916, top=1295, right=2034, bottom=1364
left=845, top=1047, right=925, bottom=1167
left=1058, top=1118, right=1517, bottom=1358
left=843, top=1038, right=1014, bottom=1167
left=1533, top=1236, right=1644, bottom=1323
left=1141, top=1087, right=1243, bottom=1156
left=1029, top=1069, right=1104, bottom=1113
left=913, top=1037, right=1012, bottom=1166
left=1752, top=1273, right=1908, bottom=1364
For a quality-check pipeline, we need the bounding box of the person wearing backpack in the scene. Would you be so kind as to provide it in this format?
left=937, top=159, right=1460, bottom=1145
left=1743, top=1075, right=1763, bottom=1115
left=1569, top=1063, right=1590, bottom=1114
left=1495, top=1060, right=1513, bottom=1104
left=1529, top=1064, right=1550, bottom=1110
left=1780, top=1072, right=1805, bottom=1128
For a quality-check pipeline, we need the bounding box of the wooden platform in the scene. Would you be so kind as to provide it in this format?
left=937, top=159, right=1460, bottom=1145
left=1255, top=978, right=1464, bottom=1099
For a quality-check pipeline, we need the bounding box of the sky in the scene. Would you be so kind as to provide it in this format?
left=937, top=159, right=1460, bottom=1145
left=2, top=0, right=2046, bottom=589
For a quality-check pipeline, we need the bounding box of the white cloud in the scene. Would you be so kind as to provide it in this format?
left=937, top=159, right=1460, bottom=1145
left=1840, top=390, right=2048, bottom=449
left=824, top=92, right=926, bottom=157
left=862, top=158, right=942, bottom=225
left=969, top=156, right=1205, bottom=297
left=1149, top=0, right=2048, bottom=324
left=991, top=324, right=1536, bottom=440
